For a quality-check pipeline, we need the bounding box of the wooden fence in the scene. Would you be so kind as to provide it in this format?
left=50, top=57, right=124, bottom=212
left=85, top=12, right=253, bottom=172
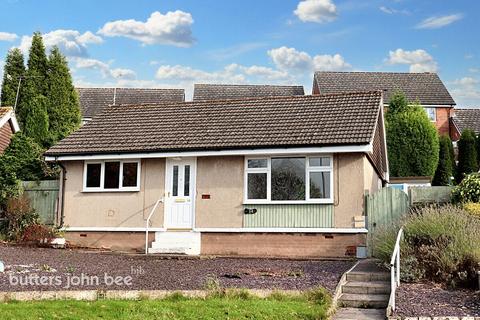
left=22, top=180, right=59, bottom=225
left=365, top=187, right=410, bottom=257
left=409, top=186, right=453, bottom=206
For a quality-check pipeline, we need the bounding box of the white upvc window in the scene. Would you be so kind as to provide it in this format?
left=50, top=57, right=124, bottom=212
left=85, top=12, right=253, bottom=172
left=424, top=107, right=436, bottom=122
left=83, top=160, right=141, bottom=192
left=244, top=155, right=333, bottom=204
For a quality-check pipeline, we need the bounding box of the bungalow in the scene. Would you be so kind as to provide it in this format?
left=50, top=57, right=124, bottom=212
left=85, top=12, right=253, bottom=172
left=44, top=91, right=388, bottom=258
left=76, top=87, right=185, bottom=123
left=313, top=72, right=456, bottom=136
left=0, top=107, right=20, bottom=153
left=450, top=108, right=480, bottom=141
left=193, top=84, right=304, bottom=101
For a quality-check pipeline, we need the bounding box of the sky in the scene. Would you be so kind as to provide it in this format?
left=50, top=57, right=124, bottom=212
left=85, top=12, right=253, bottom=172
left=0, top=0, right=479, bottom=105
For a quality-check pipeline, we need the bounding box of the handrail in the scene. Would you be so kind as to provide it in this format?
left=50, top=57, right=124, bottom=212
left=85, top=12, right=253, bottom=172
left=389, top=227, right=404, bottom=311
left=145, top=198, right=163, bottom=255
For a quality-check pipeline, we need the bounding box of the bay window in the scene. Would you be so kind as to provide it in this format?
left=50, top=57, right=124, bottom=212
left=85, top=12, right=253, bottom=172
left=244, top=156, right=333, bottom=203
left=83, top=160, right=141, bottom=192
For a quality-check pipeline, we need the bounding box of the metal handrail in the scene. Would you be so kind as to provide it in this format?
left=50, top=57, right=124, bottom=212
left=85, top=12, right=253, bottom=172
left=145, top=198, right=163, bottom=255
left=389, top=227, right=403, bottom=311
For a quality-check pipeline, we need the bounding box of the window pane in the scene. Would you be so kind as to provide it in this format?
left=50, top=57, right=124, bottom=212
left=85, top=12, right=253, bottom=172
left=271, top=157, right=305, bottom=200
left=122, top=162, right=138, bottom=187
left=86, top=163, right=101, bottom=188
left=184, top=165, right=190, bottom=196
left=309, top=157, right=330, bottom=167
left=425, top=107, right=436, bottom=121
left=172, top=165, right=178, bottom=196
left=247, top=173, right=267, bottom=199
left=104, top=162, right=120, bottom=189
left=248, top=159, right=267, bottom=168
left=310, top=172, right=331, bottom=199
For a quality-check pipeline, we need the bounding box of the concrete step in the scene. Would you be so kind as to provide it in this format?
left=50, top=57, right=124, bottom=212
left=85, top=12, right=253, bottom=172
left=342, top=281, right=390, bottom=294
left=333, top=307, right=385, bottom=320
left=149, top=231, right=200, bottom=255
left=346, top=271, right=389, bottom=282
left=338, top=293, right=389, bottom=309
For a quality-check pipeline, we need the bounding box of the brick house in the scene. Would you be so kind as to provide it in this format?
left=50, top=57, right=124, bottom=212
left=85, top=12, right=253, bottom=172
left=450, top=108, right=480, bottom=141
left=45, top=91, right=388, bottom=258
left=312, top=72, right=456, bottom=136
left=0, top=107, right=20, bottom=153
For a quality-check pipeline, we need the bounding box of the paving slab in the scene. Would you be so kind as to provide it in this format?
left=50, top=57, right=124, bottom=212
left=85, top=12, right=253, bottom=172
left=334, top=307, right=386, bottom=320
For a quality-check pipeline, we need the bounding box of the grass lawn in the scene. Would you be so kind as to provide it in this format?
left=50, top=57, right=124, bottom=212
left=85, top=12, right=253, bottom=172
left=0, top=290, right=331, bottom=320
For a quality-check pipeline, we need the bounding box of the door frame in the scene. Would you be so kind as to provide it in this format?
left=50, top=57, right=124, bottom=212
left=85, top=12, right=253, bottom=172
left=163, top=157, right=197, bottom=229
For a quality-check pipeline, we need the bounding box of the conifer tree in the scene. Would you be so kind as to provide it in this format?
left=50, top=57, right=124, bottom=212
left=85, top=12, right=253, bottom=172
left=455, top=129, right=478, bottom=183
left=46, top=46, right=81, bottom=145
left=432, top=135, right=453, bottom=186
left=23, top=95, right=49, bottom=146
left=0, top=48, right=25, bottom=107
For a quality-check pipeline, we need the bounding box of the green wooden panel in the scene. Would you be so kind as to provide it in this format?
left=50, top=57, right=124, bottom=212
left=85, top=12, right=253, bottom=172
left=243, top=204, right=333, bottom=228
left=22, top=180, right=59, bottom=225
left=365, top=187, right=410, bottom=257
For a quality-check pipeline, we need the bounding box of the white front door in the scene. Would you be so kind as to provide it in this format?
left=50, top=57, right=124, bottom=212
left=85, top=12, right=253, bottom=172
left=165, top=158, right=196, bottom=229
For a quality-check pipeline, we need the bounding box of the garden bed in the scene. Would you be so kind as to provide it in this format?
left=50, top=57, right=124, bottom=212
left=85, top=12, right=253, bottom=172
left=394, top=282, right=480, bottom=317
left=0, top=244, right=354, bottom=292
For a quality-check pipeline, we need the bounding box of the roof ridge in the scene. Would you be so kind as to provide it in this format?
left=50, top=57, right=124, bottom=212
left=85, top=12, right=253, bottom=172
left=194, top=83, right=304, bottom=87
left=314, top=71, right=438, bottom=75
left=76, top=87, right=184, bottom=91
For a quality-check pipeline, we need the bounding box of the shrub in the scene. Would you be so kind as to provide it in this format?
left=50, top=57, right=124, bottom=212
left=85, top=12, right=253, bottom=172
left=374, top=205, right=480, bottom=288
left=432, top=135, right=454, bottom=186
left=456, top=129, right=478, bottom=183
left=462, top=202, right=480, bottom=218
left=21, top=224, right=57, bottom=245
left=452, top=173, right=480, bottom=203
left=386, top=92, right=439, bottom=177
left=0, top=196, right=39, bottom=241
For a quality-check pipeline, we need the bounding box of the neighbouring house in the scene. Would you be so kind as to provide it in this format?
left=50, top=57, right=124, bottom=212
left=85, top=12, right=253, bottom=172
left=449, top=108, right=480, bottom=141
left=193, top=84, right=304, bottom=101
left=44, top=91, right=388, bottom=258
left=312, top=72, right=456, bottom=136
left=0, top=107, right=20, bottom=153
left=77, top=87, right=185, bottom=123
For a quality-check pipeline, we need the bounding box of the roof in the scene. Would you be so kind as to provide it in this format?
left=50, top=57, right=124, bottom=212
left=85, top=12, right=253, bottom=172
left=0, top=107, right=20, bottom=133
left=193, top=84, right=304, bottom=101
left=451, top=108, right=480, bottom=134
left=314, top=72, right=455, bottom=106
left=76, top=87, right=185, bottom=118
left=45, top=91, right=383, bottom=156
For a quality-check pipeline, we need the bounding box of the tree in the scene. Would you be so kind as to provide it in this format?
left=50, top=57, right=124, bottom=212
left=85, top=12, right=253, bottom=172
left=455, top=129, right=478, bottom=183
left=386, top=92, right=439, bottom=177
left=16, top=32, right=49, bottom=128
left=0, top=48, right=25, bottom=107
left=432, top=136, right=453, bottom=186
left=23, top=95, right=49, bottom=146
left=449, top=137, right=456, bottom=177
left=46, top=46, right=81, bottom=145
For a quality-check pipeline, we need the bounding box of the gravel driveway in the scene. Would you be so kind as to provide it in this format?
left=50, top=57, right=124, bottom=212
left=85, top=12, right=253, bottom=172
left=0, top=244, right=354, bottom=292
left=395, top=282, right=480, bottom=317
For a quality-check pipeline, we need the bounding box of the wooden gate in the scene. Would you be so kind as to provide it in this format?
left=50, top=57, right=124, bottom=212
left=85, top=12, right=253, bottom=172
left=22, top=180, right=59, bottom=225
left=365, top=187, right=410, bottom=256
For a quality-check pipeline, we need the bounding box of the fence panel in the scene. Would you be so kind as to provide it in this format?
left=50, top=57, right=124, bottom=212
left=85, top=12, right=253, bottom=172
left=366, top=187, right=410, bottom=257
left=22, top=180, right=59, bottom=225
left=409, top=186, right=453, bottom=206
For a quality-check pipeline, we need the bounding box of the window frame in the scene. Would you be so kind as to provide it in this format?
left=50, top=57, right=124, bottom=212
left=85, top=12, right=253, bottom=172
left=83, top=159, right=141, bottom=192
left=244, top=155, right=333, bottom=204
left=424, top=107, right=436, bottom=122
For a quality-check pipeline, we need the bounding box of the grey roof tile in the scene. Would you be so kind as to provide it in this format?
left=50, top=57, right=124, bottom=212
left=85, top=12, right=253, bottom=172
left=452, top=108, right=480, bottom=134
left=193, top=84, right=304, bottom=101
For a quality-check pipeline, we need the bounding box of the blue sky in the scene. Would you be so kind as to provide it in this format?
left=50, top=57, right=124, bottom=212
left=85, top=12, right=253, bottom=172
left=0, top=0, right=479, bottom=105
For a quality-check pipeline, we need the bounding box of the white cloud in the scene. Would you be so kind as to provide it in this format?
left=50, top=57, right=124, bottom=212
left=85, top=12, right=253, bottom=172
left=386, top=48, right=438, bottom=72
left=73, top=57, right=136, bottom=80
left=268, top=46, right=351, bottom=72
left=294, top=0, right=337, bottom=24
left=0, top=32, right=18, bottom=42
left=379, top=6, right=410, bottom=15
left=98, top=11, right=194, bottom=47
left=155, top=64, right=245, bottom=83
left=19, top=30, right=103, bottom=57
left=450, top=77, right=480, bottom=107
left=415, top=14, right=463, bottom=29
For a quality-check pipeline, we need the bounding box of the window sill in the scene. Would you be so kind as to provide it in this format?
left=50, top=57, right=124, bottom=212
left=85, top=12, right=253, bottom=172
left=243, top=200, right=333, bottom=205
left=82, top=188, right=140, bottom=193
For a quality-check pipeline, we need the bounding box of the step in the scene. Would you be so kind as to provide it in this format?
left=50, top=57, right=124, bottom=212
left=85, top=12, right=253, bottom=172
left=338, top=293, right=389, bottom=309
left=333, top=307, right=385, bottom=320
left=342, top=281, right=390, bottom=294
left=149, top=231, right=200, bottom=255
left=345, top=271, right=390, bottom=282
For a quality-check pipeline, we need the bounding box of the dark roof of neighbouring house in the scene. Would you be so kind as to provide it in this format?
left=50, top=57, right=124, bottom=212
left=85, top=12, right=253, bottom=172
left=313, top=72, right=455, bottom=106
left=45, top=91, right=383, bottom=156
left=451, top=108, right=480, bottom=134
left=76, top=87, right=185, bottom=118
left=193, top=84, right=305, bottom=101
